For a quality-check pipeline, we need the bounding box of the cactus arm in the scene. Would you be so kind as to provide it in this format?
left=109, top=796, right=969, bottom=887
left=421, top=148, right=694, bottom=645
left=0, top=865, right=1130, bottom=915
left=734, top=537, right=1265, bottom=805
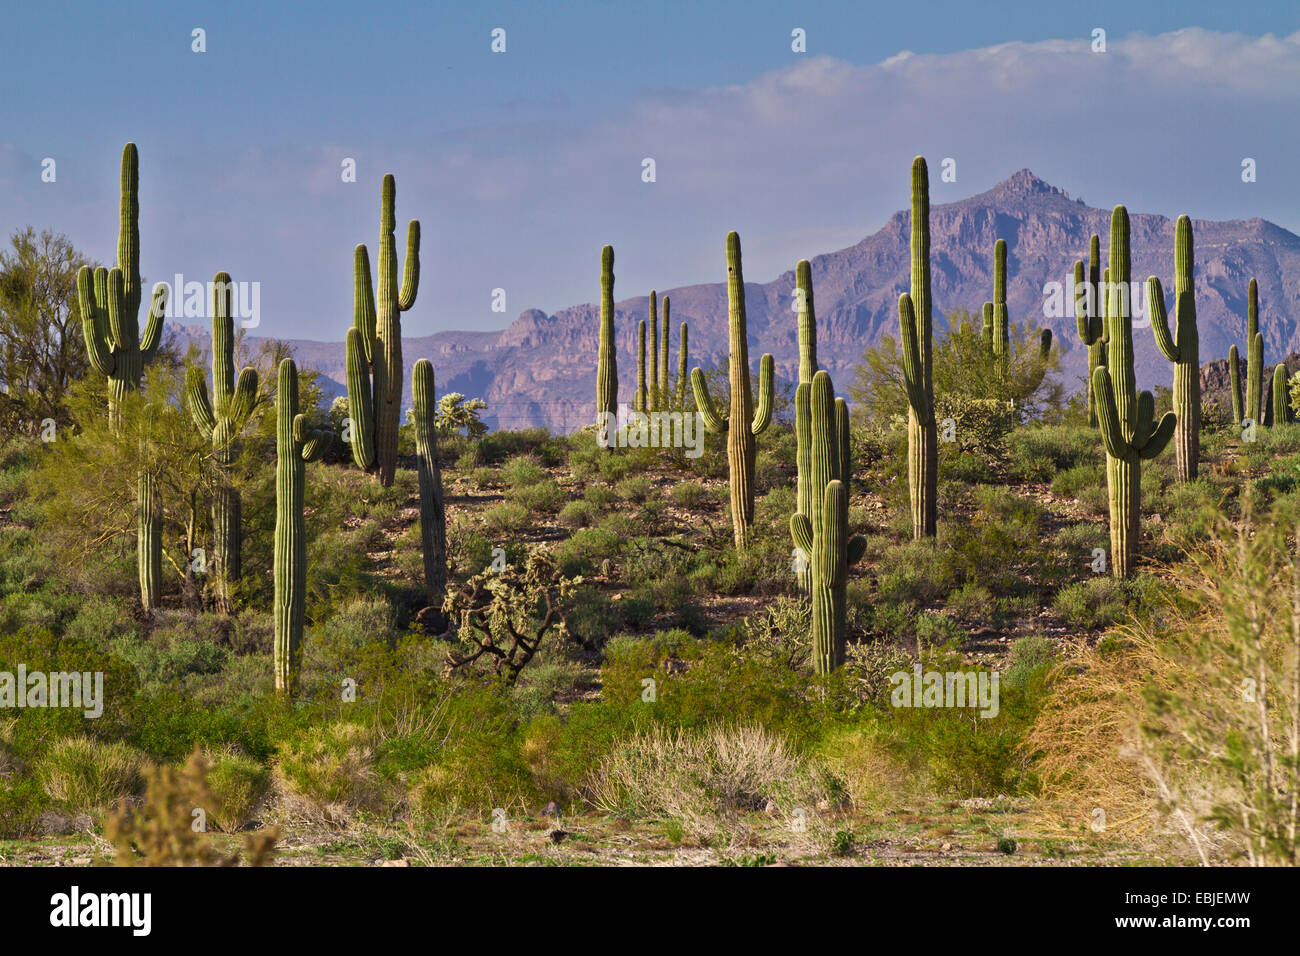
left=1133, top=390, right=1156, bottom=449
left=820, top=480, right=848, bottom=587
left=106, top=269, right=132, bottom=353
left=796, top=258, right=816, bottom=382
left=186, top=366, right=217, bottom=440
left=1074, top=261, right=1092, bottom=344
left=790, top=512, right=813, bottom=556
left=1148, top=277, right=1179, bottom=362
left=230, top=367, right=259, bottom=426
left=398, top=220, right=420, bottom=312
left=1138, top=412, right=1177, bottom=460
left=691, top=367, right=725, bottom=432
left=353, top=245, right=377, bottom=364
left=345, top=327, right=375, bottom=468
left=751, top=353, right=774, bottom=434
left=835, top=397, right=851, bottom=485
left=898, top=293, right=928, bottom=421
left=1093, top=366, right=1130, bottom=462
left=140, top=284, right=166, bottom=358
left=77, top=267, right=116, bottom=376
left=794, top=382, right=811, bottom=518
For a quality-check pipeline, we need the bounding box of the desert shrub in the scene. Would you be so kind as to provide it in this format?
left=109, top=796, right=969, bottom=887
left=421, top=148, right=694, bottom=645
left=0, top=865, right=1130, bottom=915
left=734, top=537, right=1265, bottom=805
left=934, top=395, right=1018, bottom=461
left=275, top=722, right=391, bottom=821
left=558, top=499, right=596, bottom=529
left=1007, top=425, right=1100, bottom=482
left=38, top=736, right=147, bottom=813
left=742, top=596, right=811, bottom=669
left=670, top=480, right=711, bottom=511
left=554, top=527, right=620, bottom=577
left=500, top=453, right=545, bottom=488
left=112, top=632, right=229, bottom=688
left=65, top=597, right=138, bottom=649
left=1054, top=578, right=1128, bottom=631
left=1052, top=462, right=1104, bottom=500
left=1002, top=635, right=1057, bottom=691
left=204, top=747, right=273, bottom=831
left=507, top=478, right=563, bottom=514
left=482, top=501, right=531, bottom=534
left=617, top=475, right=654, bottom=503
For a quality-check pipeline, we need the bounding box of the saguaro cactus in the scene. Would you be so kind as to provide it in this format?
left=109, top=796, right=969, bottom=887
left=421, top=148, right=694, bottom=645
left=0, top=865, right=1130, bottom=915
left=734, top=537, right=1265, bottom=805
left=1093, top=206, right=1176, bottom=580
left=412, top=360, right=448, bottom=613
left=186, top=274, right=259, bottom=611
left=794, top=258, right=819, bottom=592
left=345, top=174, right=420, bottom=487
left=1148, top=216, right=1200, bottom=480
left=659, top=296, right=671, bottom=408
left=596, top=246, right=618, bottom=443
left=1074, top=234, right=1106, bottom=427
left=1245, top=278, right=1265, bottom=427
left=648, top=291, right=659, bottom=411
left=901, top=157, right=937, bottom=539
left=676, top=322, right=689, bottom=410
left=1273, top=365, right=1291, bottom=426
left=76, top=142, right=168, bottom=611
left=1229, top=345, right=1244, bottom=425
left=273, top=359, right=329, bottom=697
left=790, top=371, right=866, bottom=674
left=981, top=302, right=994, bottom=352
left=635, top=320, right=648, bottom=413
left=691, top=231, right=775, bottom=550
left=992, top=239, right=1011, bottom=373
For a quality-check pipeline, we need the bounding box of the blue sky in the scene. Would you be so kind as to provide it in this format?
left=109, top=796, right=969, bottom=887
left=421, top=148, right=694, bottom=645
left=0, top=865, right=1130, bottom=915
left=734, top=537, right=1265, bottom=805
left=2, top=0, right=1298, bottom=341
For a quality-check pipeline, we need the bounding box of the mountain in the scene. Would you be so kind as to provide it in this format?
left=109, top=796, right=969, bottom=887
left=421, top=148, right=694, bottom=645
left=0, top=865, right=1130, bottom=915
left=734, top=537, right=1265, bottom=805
left=176, top=170, right=1300, bottom=432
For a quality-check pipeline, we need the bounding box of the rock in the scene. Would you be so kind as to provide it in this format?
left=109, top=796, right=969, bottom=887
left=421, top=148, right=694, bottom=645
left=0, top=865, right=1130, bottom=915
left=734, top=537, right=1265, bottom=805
left=379, top=859, right=410, bottom=867
left=548, top=829, right=568, bottom=844
left=541, top=801, right=562, bottom=818
left=764, top=800, right=780, bottom=818
left=941, top=842, right=952, bottom=852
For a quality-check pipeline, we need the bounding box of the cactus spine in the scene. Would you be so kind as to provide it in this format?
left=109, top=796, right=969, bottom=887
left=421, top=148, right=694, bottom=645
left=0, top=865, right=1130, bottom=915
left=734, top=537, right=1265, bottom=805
left=790, top=371, right=866, bottom=674
left=691, top=232, right=775, bottom=550
left=1273, top=365, right=1291, bottom=426
left=635, top=320, right=647, bottom=413
left=1075, top=234, right=1106, bottom=427
left=1092, top=207, right=1176, bottom=580
left=273, top=359, right=329, bottom=697
left=76, top=143, right=168, bottom=611
left=1148, top=216, right=1200, bottom=480
left=1246, top=278, right=1264, bottom=426
left=1229, top=345, right=1244, bottom=425
left=186, top=274, right=259, bottom=611
left=345, top=174, right=420, bottom=486
left=412, top=360, right=448, bottom=612
left=596, top=246, right=618, bottom=444
left=900, top=157, right=937, bottom=539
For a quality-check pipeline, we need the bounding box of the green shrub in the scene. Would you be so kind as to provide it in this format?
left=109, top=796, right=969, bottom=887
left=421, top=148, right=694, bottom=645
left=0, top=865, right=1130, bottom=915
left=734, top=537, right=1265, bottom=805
left=38, top=736, right=147, bottom=814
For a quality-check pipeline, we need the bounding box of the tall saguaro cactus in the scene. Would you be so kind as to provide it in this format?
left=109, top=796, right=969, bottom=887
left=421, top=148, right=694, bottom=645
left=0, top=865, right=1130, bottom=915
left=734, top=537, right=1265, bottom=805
left=1074, top=234, right=1106, bottom=427
left=186, top=274, right=259, bottom=611
left=596, top=246, right=618, bottom=443
left=648, top=291, right=659, bottom=411
left=412, top=360, right=448, bottom=614
left=901, top=157, right=937, bottom=539
left=992, top=239, right=1011, bottom=373
left=635, top=320, right=648, bottom=413
left=345, top=174, right=420, bottom=487
left=76, top=142, right=168, bottom=611
left=1148, top=216, right=1200, bottom=480
left=691, top=231, right=775, bottom=550
left=676, top=322, right=689, bottom=410
left=1245, top=278, right=1264, bottom=426
left=1273, top=365, right=1291, bottom=426
left=659, top=296, right=671, bottom=407
left=1229, top=345, right=1244, bottom=425
left=794, top=258, right=819, bottom=591
left=790, top=371, right=866, bottom=674
left=1093, top=206, right=1176, bottom=580
left=273, top=359, right=329, bottom=697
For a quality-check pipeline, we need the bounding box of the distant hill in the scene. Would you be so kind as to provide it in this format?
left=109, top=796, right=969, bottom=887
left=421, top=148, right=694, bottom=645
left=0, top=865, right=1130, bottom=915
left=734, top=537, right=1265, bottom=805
left=174, top=169, right=1300, bottom=431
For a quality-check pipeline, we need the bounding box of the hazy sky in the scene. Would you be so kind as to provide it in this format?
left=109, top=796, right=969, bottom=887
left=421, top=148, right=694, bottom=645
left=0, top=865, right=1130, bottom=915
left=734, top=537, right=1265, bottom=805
left=2, top=0, right=1298, bottom=342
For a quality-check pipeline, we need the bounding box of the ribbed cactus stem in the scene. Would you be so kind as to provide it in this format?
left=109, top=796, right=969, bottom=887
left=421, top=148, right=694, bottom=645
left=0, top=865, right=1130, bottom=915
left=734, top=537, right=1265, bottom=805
left=1273, top=365, right=1291, bottom=426
left=796, top=259, right=817, bottom=384
left=1246, top=278, right=1263, bottom=425
left=902, top=157, right=937, bottom=539
left=1075, top=234, right=1106, bottom=427
left=274, top=359, right=329, bottom=697
left=790, top=370, right=865, bottom=674
left=412, top=360, right=448, bottom=611
left=676, top=322, right=688, bottom=410
left=1148, top=215, right=1200, bottom=479
left=76, top=143, right=167, bottom=612
left=596, top=245, right=618, bottom=445
left=1093, top=206, right=1176, bottom=580
left=1230, top=345, right=1244, bottom=425
left=186, top=273, right=259, bottom=612
left=690, top=231, right=775, bottom=549
left=647, top=291, right=659, bottom=411
left=659, top=296, right=671, bottom=407
left=992, top=238, right=1010, bottom=373
left=635, top=320, right=647, bottom=413
left=981, top=302, right=994, bottom=352
left=346, top=174, right=419, bottom=486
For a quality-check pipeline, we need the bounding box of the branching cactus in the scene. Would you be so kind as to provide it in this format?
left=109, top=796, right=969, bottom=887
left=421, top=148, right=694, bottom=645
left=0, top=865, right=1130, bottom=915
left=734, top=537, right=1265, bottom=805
left=900, top=157, right=937, bottom=539
left=1246, top=278, right=1264, bottom=426
left=186, top=273, right=259, bottom=611
left=790, top=371, right=866, bottom=674
left=691, top=232, right=775, bottom=550
left=76, top=142, right=168, bottom=611
left=1273, top=365, right=1291, bottom=426
left=273, top=359, right=330, bottom=697
left=1092, top=206, right=1176, bottom=580
left=1074, top=234, right=1106, bottom=427
left=1148, top=216, right=1200, bottom=479
left=412, top=360, right=448, bottom=615
left=635, top=320, right=648, bottom=413
left=596, top=246, right=618, bottom=444
left=345, top=174, right=420, bottom=487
